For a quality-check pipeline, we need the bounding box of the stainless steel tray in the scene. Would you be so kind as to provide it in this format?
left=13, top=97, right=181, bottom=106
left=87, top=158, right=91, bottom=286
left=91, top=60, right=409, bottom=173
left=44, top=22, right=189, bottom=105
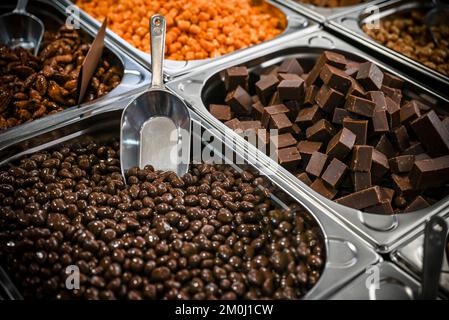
left=167, top=29, right=449, bottom=254
left=328, top=0, right=449, bottom=97
left=276, top=0, right=387, bottom=23
left=53, top=0, right=318, bottom=79
left=330, top=261, right=422, bottom=299
left=0, top=104, right=379, bottom=300
left=391, top=210, right=449, bottom=295
left=0, top=0, right=152, bottom=146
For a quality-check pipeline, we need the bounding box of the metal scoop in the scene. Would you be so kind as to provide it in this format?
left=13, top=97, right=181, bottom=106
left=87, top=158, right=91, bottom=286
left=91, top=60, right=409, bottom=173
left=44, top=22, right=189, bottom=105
left=120, top=15, right=191, bottom=179
left=425, top=0, right=449, bottom=47
left=0, top=0, right=44, bottom=55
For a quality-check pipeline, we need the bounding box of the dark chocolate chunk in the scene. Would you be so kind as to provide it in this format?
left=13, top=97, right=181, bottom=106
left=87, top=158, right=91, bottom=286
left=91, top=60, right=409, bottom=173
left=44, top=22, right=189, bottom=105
left=372, top=109, right=389, bottom=134
left=342, top=118, right=368, bottom=145
left=380, top=187, right=395, bottom=203
left=268, top=91, right=281, bottom=106
left=356, top=62, right=384, bottom=91
left=410, top=110, right=449, bottom=157
left=351, top=145, right=373, bottom=172
left=261, top=104, right=289, bottom=127
left=400, top=100, right=421, bottom=124
left=255, top=75, right=279, bottom=105
left=402, top=142, right=425, bottom=156
left=278, top=58, right=304, bottom=76
left=321, top=158, right=348, bottom=188
left=409, top=155, right=449, bottom=189
left=375, top=135, right=396, bottom=158
left=271, top=133, right=297, bottom=149
left=225, top=66, right=249, bottom=91
left=383, top=72, right=404, bottom=89
left=391, top=125, right=410, bottom=151
left=326, top=127, right=356, bottom=160
left=352, top=171, right=372, bottom=191
left=291, top=123, right=302, bottom=138
left=372, top=149, right=390, bottom=178
left=332, top=108, right=351, bottom=125
left=335, top=186, right=383, bottom=209
left=305, top=152, right=328, bottom=178
left=225, top=86, right=252, bottom=116
left=209, top=104, right=233, bottom=121
left=310, top=178, right=338, bottom=199
left=367, top=91, right=387, bottom=110
left=366, top=200, right=394, bottom=214
left=391, top=174, right=414, bottom=196
left=347, top=78, right=366, bottom=98
left=345, top=61, right=360, bottom=78
left=403, top=196, right=430, bottom=212
left=269, top=113, right=292, bottom=134
left=277, top=147, right=301, bottom=169
left=344, top=94, right=376, bottom=118
left=295, top=105, right=323, bottom=128
left=224, top=118, right=241, bottom=131
left=320, top=64, right=352, bottom=94
left=240, top=120, right=262, bottom=132
left=297, top=141, right=323, bottom=165
left=388, top=155, right=415, bottom=173
left=252, top=100, right=265, bottom=120
left=306, top=119, right=335, bottom=143
left=296, top=172, right=312, bottom=186
left=278, top=73, right=302, bottom=81
left=304, top=85, right=319, bottom=106
left=385, top=96, right=401, bottom=129
left=277, top=79, right=305, bottom=101
left=306, top=51, right=347, bottom=86
left=382, top=85, right=402, bottom=105
left=316, top=85, right=345, bottom=114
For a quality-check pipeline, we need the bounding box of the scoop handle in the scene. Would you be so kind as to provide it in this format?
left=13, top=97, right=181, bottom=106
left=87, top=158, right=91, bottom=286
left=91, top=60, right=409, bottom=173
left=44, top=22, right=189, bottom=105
left=14, top=0, right=28, bottom=13
left=421, top=216, right=447, bottom=300
left=150, top=15, right=166, bottom=89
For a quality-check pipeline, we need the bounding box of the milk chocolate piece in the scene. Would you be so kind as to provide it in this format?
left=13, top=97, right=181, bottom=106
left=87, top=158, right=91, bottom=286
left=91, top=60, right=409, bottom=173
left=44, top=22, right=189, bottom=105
left=305, top=151, right=328, bottom=177
left=209, top=104, right=232, bottom=121
left=366, top=201, right=394, bottom=214
left=372, top=149, right=390, bottom=178
left=295, top=105, right=322, bottom=128
left=356, top=62, right=384, bottom=91
left=344, top=95, right=375, bottom=118
left=385, top=96, right=401, bottom=129
left=342, top=118, right=368, bottom=145
left=367, top=91, right=387, bottom=110
left=351, top=145, right=373, bottom=172
left=225, top=86, right=252, bottom=116
left=297, top=141, right=323, bottom=165
left=402, top=142, right=425, bottom=156
left=261, top=104, right=289, bottom=127
left=296, top=172, right=312, bottom=186
left=277, top=147, right=301, bottom=169
left=326, top=127, right=356, bottom=160
left=269, top=113, right=292, bottom=134
left=382, top=85, right=402, bottom=105
left=372, top=110, right=389, bottom=134
left=278, top=58, right=304, bottom=76
left=383, top=72, right=404, bottom=89
left=224, top=118, right=241, bottom=131
left=347, top=78, right=366, bottom=98
left=391, top=174, right=414, bottom=196
left=409, top=155, right=449, bottom=189
left=335, top=186, right=382, bottom=209
left=252, top=100, right=265, bottom=120
left=389, top=155, right=415, bottom=173
left=411, top=110, right=449, bottom=157
left=321, top=158, right=348, bottom=188
left=320, top=64, right=352, bottom=94
left=310, top=178, right=337, bottom=200
left=352, top=171, right=372, bottom=191
left=375, top=135, right=396, bottom=158
left=304, top=85, right=319, bottom=106
left=404, top=196, right=430, bottom=212
left=277, top=79, right=305, bottom=101
left=332, top=108, right=351, bottom=125
left=316, top=85, right=345, bottom=114
left=255, top=75, right=279, bottom=105
left=271, top=133, right=297, bottom=149
left=391, top=125, right=410, bottom=151
left=306, top=51, right=347, bottom=86
left=400, top=100, right=421, bottom=124
left=225, top=66, right=249, bottom=91
left=306, top=119, right=335, bottom=143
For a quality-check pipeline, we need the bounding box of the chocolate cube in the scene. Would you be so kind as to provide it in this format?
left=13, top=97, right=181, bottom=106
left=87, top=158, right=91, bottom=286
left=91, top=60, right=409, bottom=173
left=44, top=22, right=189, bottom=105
left=305, top=151, right=328, bottom=177
left=356, top=62, right=384, bottom=91
left=326, top=127, right=356, bottom=160
left=225, top=86, right=252, bottom=116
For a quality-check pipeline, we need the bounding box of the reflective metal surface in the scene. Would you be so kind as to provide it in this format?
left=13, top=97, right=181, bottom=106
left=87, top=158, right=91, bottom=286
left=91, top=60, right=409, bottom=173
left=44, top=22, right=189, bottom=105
left=54, top=0, right=317, bottom=78
left=328, top=0, right=449, bottom=97
left=167, top=29, right=449, bottom=253
left=0, top=104, right=379, bottom=300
